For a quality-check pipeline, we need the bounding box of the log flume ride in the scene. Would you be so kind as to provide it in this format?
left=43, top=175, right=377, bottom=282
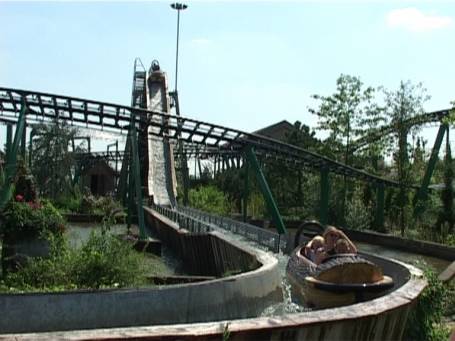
left=286, top=221, right=395, bottom=309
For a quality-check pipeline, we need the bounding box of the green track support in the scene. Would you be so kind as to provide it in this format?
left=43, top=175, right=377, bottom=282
left=243, top=157, right=249, bottom=222
left=374, top=182, right=385, bottom=231
left=20, top=116, right=26, bottom=160
left=0, top=100, right=27, bottom=211
left=245, top=146, right=286, bottom=235
left=6, top=125, right=12, bottom=156
left=28, top=129, right=36, bottom=169
left=171, top=91, right=189, bottom=205
left=117, top=136, right=131, bottom=206
left=320, top=166, right=330, bottom=226
left=413, top=124, right=447, bottom=217
left=129, top=119, right=146, bottom=239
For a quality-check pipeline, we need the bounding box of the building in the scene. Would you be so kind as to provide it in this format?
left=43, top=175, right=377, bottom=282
left=81, top=158, right=117, bottom=196
left=253, top=120, right=295, bottom=142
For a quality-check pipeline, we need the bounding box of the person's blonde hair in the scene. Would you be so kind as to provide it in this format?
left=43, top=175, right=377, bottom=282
left=311, top=236, right=325, bottom=248
left=322, top=225, right=339, bottom=238
left=334, top=238, right=350, bottom=252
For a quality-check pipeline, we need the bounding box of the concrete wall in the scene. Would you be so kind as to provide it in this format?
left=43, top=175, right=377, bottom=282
left=0, top=208, right=282, bottom=334
left=5, top=264, right=426, bottom=341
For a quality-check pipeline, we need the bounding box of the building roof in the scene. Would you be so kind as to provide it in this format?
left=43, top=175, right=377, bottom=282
left=253, top=120, right=295, bottom=142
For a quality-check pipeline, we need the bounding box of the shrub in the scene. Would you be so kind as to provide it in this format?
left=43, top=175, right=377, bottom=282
left=189, top=185, right=230, bottom=216
left=71, top=231, right=142, bottom=289
left=1, top=200, right=65, bottom=238
left=403, top=267, right=450, bottom=341
left=1, top=230, right=146, bottom=291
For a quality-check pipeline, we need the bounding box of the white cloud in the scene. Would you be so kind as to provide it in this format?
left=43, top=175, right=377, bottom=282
left=386, top=8, right=452, bottom=32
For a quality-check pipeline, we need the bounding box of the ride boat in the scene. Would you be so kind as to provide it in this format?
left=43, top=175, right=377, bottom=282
left=286, top=222, right=394, bottom=309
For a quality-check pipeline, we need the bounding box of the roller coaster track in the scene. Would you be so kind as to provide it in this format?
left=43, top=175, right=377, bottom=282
left=0, top=87, right=412, bottom=188
left=349, top=109, right=452, bottom=152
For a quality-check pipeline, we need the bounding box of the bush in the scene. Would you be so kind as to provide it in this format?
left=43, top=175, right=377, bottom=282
left=403, top=267, right=450, bottom=341
left=1, top=230, right=146, bottom=291
left=72, top=231, right=142, bottom=289
left=189, top=185, right=230, bottom=216
left=1, top=200, right=65, bottom=238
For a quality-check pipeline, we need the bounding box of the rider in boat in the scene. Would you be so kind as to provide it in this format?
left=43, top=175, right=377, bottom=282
left=323, top=226, right=357, bottom=255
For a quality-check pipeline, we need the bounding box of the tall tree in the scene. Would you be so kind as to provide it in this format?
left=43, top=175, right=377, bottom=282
left=309, top=74, right=381, bottom=164
left=31, top=120, right=79, bottom=200
left=382, top=81, right=430, bottom=235
left=309, top=74, right=382, bottom=223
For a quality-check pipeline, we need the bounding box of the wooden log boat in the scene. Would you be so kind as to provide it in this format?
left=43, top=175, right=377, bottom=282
left=286, top=245, right=394, bottom=309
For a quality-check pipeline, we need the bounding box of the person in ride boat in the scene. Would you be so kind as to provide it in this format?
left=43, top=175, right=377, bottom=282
left=323, top=225, right=357, bottom=255
left=303, top=236, right=328, bottom=265
left=334, top=238, right=356, bottom=254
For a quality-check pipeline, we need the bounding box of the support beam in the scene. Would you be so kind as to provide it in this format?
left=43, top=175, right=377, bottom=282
left=413, top=124, right=447, bottom=217
left=320, top=166, right=330, bottom=226
left=1, top=100, right=27, bottom=210
left=117, top=134, right=131, bottom=206
left=170, top=91, right=189, bottom=205
left=128, top=116, right=146, bottom=239
left=245, top=146, right=286, bottom=235
left=243, top=156, right=249, bottom=223
left=6, top=125, right=12, bottom=156
left=374, top=182, right=385, bottom=232
left=20, top=116, right=26, bottom=160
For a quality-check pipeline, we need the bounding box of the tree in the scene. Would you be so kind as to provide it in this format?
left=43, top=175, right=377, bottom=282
left=309, top=74, right=382, bottom=223
left=31, top=120, right=80, bottom=200
left=309, top=74, right=381, bottom=164
left=382, top=81, right=430, bottom=235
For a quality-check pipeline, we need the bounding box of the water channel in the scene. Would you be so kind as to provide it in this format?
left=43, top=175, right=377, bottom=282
left=66, top=221, right=450, bottom=319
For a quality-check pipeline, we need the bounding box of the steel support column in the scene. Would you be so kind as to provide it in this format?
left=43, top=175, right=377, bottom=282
left=320, top=166, right=330, bottom=226
left=413, top=124, right=447, bottom=217
left=6, top=125, right=12, bottom=156
left=128, top=115, right=146, bottom=239
left=245, top=146, right=286, bottom=235
left=20, top=115, right=26, bottom=160
left=243, top=156, right=249, bottom=223
left=1, top=100, right=27, bottom=210
left=374, top=182, right=385, bottom=231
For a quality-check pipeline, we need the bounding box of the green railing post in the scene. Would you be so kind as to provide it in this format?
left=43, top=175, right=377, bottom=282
left=245, top=146, right=286, bottom=234
left=320, top=166, right=330, bottom=226
left=413, top=123, right=447, bottom=217
left=0, top=100, right=27, bottom=210
left=243, top=156, right=249, bottom=223
left=374, top=182, right=385, bottom=232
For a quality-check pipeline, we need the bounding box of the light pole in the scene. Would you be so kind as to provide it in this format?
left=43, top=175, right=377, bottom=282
left=170, top=2, right=188, bottom=94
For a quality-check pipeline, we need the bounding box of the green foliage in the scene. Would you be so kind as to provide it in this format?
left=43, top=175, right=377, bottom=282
left=189, top=185, right=231, bottom=216
left=31, top=120, right=81, bottom=200
left=1, top=230, right=147, bottom=291
left=345, top=190, right=373, bottom=230
left=54, top=192, right=124, bottom=219
left=309, top=74, right=383, bottom=163
left=404, top=267, right=450, bottom=341
left=247, top=192, right=267, bottom=219
left=1, top=200, right=65, bottom=237
left=71, top=231, right=143, bottom=289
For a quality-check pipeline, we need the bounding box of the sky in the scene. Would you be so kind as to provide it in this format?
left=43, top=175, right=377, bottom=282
left=1, top=1, right=454, bottom=153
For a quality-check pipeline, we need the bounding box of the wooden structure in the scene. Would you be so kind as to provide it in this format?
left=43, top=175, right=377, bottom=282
left=81, top=158, right=116, bottom=196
